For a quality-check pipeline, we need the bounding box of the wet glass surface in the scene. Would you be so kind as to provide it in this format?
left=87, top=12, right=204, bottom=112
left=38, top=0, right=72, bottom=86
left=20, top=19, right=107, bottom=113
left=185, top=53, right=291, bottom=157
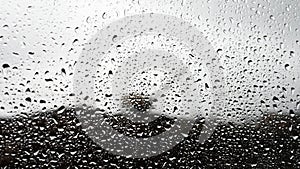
left=1, top=0, right=300, bottom=168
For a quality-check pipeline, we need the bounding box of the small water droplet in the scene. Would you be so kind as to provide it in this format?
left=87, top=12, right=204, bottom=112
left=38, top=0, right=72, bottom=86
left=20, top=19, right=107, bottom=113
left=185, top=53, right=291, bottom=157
left=284, top=64, right=291, bottom=71
left=102, top=12, right=107, bottom=19
left=112, top=35, right=118, bottom=42
left=2, top=63, right=10, bottom=68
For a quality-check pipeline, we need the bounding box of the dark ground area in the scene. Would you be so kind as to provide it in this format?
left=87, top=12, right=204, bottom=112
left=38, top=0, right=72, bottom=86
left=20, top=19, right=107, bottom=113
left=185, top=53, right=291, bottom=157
left=0, top=107, right=299, bottom=169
